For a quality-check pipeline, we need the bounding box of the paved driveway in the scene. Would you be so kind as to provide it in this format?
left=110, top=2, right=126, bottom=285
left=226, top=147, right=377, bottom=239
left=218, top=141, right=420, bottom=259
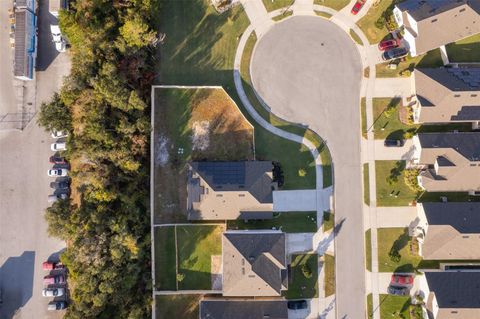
left=273, top=190, right=317, bottom=211
left=251, top=16, right=365, bottom=318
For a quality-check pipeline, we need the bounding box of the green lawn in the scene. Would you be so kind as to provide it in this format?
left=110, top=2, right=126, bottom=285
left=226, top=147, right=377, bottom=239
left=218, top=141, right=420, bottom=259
left=365, top=229, right=372, bottom=272
left=361, top=97, right=367, bottom=139
left=323, top=211, right=334, bottom=232
left=154, top=227, right=177, bottom=290
left=227, top=212, right=317, bottom=233
left=357, top=0, right=395, bottom=44
left=446, top=34, right=480, bottom=63
left=272, top=10, right=293, bottom=21
left=375, top=161, right=418, bottom=207
left=286, top=254, right=319, bottom=299
left=315, top=11, right=333, bottom=19
left=176, top=225, right=224, bottom=290
left=377, top=228, right=421, bottom=273
left=324, top=253, right=335, bottom=297
left=379, top=294, right=411, bottom=319
left=350, top=29, right=364, bottom=46
left=262, top=0, right=294, bottom=12
left=376, top=49, right=444, bottom=78
left=367, top=293, right=373, bottom=319
left=363, top=163, right=370, bottom=205
left=314, top=0, right=350, bottom=11
left=156, top=295, right=201, bottom=319
left=372, top=98, right=412, bottom=140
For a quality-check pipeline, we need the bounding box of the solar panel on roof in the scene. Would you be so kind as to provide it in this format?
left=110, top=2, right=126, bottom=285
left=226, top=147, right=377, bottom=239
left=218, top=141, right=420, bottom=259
left=197, top=162, right=246, bottom=185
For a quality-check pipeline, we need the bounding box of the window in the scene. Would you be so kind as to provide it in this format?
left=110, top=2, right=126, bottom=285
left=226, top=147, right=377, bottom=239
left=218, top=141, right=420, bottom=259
left=471, top=94, right=477, bottom=97
left=431, top=18, right=438, bottom=23
left=454, top=94, right=461, bottom=97
left=459, top=8, right=466, bottom=12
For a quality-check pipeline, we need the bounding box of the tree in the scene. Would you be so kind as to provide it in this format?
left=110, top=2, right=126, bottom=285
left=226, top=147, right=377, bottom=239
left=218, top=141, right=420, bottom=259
left=37, top=93, right=72, bottom=132
left=119, top=15, right=156, bottom=48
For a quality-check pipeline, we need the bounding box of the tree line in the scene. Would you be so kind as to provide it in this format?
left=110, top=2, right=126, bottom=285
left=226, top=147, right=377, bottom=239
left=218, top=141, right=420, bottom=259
left=37, top=0, right=159, bottom=317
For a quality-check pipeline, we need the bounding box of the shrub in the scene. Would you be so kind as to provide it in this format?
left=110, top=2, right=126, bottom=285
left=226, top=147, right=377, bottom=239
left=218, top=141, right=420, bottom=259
left=375, top=16, right=385, bottom=29
left=298, top=168, right=307, bottom=177
left=404, top=169, right=422, bottom=192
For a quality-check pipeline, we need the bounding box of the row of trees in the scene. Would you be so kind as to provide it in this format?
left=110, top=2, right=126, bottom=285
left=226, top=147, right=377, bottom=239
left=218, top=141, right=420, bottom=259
left=38, top=0, right=159, bottom=317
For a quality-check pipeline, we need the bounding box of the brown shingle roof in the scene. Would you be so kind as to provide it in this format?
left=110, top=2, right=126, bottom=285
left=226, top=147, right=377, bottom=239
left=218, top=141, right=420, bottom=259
left=199, top=299, right=288, bottom=319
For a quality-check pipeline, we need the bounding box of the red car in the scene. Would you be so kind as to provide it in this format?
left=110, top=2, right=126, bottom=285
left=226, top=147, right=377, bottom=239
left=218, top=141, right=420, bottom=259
left=391, top=274, right=414, bottom=287
left=49, top=155, right=68, bottom=165
left=378, top=39, right=399, bottom=51
left=42, top=261, right=65, bottom=271
left=351, top=0, right=366, bottom=15
left=43, top=275, right=65, bottom=285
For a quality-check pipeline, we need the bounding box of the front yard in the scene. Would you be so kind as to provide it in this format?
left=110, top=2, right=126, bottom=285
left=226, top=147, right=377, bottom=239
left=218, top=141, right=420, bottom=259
left=375, top=49, right=444, bottom=78
left=154, top=225, right=224, bottom=291
left=314, top=0, right=350, bottom=11
left=446, top=34, right=480, bottom=63
left=377, top=227, right=422, bottom=273
left=365, top=229, right=372, bottom=272
left=379, top=295, right=412, bottom=319
left=324, top=253, right=335, bottom=297
left=227, top=212, right=317, bottom=233
left=356, top=0, right=395, bottom=44
left=375, top=161, right=418, bottom=207
left=262, top=0, right=294, bottom=12
left=286, top=254, right=319, bottom=299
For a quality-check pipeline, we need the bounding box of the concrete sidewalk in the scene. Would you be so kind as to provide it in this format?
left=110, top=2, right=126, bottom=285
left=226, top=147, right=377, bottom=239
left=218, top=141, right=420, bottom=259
left=240, top=0, right=273, bottom=38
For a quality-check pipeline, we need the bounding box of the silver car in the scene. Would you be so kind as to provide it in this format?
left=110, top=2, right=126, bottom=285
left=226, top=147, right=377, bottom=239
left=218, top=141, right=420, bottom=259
left=42, top=288, right=65, bottom=297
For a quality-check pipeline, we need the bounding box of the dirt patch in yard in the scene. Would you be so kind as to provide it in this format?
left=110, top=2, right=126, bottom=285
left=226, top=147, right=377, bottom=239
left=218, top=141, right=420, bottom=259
left=153, top=87, right=254, bottom=223
left=210, top=255, right=222, bottom=290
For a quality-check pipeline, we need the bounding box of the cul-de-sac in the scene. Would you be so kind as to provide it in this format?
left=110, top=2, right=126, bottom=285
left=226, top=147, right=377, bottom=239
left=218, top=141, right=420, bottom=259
left=1, top=0, right=480, bottom=319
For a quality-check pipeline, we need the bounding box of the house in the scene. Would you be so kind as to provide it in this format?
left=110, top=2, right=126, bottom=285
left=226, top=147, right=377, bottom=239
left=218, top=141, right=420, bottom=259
left=414, top=203, right=480, bottom=260
left=412, top=132, right=480, bottom=192
left=419, top=271, right=480, bottom=319
left=187, top=161, right=275, bottom=220
left=222, top=230, right=287, bottom=297
left=393, top=0, right=480, bottom=56
left=199, top=299, right=288, bottom=319
left=13, top=0, right=37, bottom=81
left=413, top=68, right=480, bottom=126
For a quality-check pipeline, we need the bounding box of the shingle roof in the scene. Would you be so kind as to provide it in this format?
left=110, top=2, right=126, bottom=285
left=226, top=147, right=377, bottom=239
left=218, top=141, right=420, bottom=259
left=199, top=300, right=288, bottom=319
left=418, top=132, right=480, bottom=161
left=397, top=0, right=469, bottom=21
left=187, top=161, right=274, bottom=220
left=426, top=272, right=480, bottom=309
left=423, top=202, right=480, bottom=233
left=222, top=231, right=287, bottom=297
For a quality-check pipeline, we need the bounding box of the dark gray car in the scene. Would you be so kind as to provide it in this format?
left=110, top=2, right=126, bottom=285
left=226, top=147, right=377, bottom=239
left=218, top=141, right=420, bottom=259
left=388, top=285, right=409, bottom=296
left=382, top=47, right=409, bottom=61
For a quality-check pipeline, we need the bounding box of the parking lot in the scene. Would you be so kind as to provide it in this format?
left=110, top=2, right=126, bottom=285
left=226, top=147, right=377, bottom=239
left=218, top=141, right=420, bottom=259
left=0, top=0, right=70, bottom=317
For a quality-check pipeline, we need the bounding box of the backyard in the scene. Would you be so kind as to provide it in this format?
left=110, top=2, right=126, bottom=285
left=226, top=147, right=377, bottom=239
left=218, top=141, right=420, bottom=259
left=286, top=254, right=319, bottom=299
left=155, top=295, right=201, bottom=319
left=377, top=227, right=422, bottom=273
left=153, top=87, right=254, bottom=223
left=375, top=161, right=418, bottom=207
left=446, top=34, right=480, bottom=63
left=154, top=225, right=224, bottom=291
left=227, top=211, right=317, bottom=233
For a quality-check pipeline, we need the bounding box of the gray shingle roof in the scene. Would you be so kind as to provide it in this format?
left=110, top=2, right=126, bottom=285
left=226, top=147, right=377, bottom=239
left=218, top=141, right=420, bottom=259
left=397, top=0, right=470, bottom=21
left=200, top=300, right=288, bottom=319
left=423, top=202, right=480, bottom=233
left=426, top=271, right=480, bottom=308
left=418, top=132, right=480, bottom=161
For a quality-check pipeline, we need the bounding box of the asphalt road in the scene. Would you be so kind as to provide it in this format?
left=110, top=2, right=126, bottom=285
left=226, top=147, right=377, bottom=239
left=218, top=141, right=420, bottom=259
left=251, top=16, right=365, bottom=319
left=0, top=0, right=70, bottom=318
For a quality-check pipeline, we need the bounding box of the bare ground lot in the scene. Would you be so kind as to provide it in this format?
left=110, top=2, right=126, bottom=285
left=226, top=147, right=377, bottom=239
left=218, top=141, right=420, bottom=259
left=153, top=87, right=254, bottom=224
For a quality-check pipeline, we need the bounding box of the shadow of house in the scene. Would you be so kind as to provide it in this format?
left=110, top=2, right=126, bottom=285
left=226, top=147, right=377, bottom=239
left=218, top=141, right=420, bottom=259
left=36, top=0, right=60, bottom=72
left=0, top=251, right=35, bottom=319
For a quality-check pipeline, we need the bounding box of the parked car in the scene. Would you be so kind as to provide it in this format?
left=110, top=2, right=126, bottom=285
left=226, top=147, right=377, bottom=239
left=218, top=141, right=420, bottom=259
left=49, top=155, right=68, bottom=165
left=48, top=193, right=68, bottom=203
left=47, top=301, right=67, bottom=311
left=382, top=47, right=409, bottom=61
left=50, top=181, right=70, bottom=189
left=42, top=288, right=65, bottom=297
left=378, top=39, right=399, bottom=51
left=51, top=143, right=67, bottom=151
left=42, top=261, right=65, bottom=270
left=43, top=275, right=65, bottom=285
left=388, top=285, right=409, bottom=296
left=351, top=0, right=366, bottom=15
left=287, top=300, right=308, bottom=310
left=51, top=130, right=68, bottom=138
left=50, top=26, right=67, bottom=53
left=384, top=139, right=405, bottom=147
left=47, top=169, right=68, bottom=177
left=391, top=274, right=414, bottom=287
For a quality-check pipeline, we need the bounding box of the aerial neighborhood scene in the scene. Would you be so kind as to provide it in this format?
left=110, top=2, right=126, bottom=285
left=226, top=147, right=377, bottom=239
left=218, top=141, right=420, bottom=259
left=1, top=0, right=480, bottom=319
